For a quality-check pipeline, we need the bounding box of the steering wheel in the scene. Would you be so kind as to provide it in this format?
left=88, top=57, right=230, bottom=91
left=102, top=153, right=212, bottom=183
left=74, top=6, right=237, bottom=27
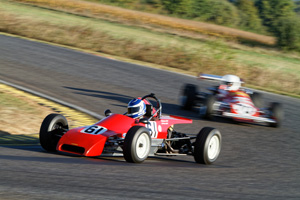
left=141, top=93, right=162, bottom=119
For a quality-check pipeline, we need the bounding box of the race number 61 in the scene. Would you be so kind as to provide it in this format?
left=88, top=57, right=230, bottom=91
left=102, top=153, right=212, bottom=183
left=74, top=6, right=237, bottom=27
left=81, top=125, right=107, bottom=135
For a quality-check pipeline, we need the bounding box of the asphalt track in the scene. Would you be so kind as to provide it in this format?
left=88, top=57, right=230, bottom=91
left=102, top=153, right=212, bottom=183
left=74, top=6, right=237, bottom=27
left=0, top=34, right=300, bottom=200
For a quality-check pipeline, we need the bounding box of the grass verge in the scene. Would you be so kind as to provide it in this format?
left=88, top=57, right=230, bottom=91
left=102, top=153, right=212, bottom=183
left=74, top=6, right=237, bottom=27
left=0, top=83, right=97, bottom=138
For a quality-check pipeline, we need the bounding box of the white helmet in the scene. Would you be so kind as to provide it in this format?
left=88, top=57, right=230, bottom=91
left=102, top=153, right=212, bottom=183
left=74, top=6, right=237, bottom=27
left=221, top=75, right=241, bottom=91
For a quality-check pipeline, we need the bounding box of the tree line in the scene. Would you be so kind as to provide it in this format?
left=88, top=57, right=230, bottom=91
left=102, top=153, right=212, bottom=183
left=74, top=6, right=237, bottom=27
left=94, top=0, right=300, bottom=51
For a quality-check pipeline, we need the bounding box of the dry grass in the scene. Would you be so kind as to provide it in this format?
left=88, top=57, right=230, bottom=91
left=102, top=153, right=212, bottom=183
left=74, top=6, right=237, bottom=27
left=0, top=90, right=54, bottom=135
left=12, top=0, right=276, bottom=45
left=0, top=83, right=98, bottom=135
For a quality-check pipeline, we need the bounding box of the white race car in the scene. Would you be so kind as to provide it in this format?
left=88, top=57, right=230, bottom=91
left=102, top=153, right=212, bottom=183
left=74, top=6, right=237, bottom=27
left=180, top=74, right=284, bottom=127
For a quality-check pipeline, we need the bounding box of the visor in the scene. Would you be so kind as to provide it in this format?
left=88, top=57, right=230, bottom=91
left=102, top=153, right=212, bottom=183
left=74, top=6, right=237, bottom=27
left=225, top=82, right=233, bottom=86
left=128, top=107, right=140, bottom=114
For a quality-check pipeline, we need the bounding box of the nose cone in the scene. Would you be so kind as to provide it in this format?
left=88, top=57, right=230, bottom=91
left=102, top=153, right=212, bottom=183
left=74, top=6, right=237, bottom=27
left=57, top=127, right=108, bottom=157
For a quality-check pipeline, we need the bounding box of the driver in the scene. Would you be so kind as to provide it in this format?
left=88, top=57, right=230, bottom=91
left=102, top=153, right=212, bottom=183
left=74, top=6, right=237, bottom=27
left=217, top=74, right=242, bottom=100
left=127, top=98, right=146, bottom=119
left=220, top=74, right=241, bottom=91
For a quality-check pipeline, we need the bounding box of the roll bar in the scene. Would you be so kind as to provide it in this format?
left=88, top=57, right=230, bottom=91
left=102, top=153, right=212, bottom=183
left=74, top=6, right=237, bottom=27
left=141, top=93, right=162, bottom=120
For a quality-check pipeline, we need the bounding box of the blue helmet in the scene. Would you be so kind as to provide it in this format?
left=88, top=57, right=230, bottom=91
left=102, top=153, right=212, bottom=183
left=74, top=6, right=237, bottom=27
left=127, top=98, right=146, bottom=118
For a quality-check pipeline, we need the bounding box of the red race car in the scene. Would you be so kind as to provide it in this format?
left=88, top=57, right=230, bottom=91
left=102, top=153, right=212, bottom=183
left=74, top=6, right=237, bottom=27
left=180, top=74, right=284, bottom=127
left=40, top=93, right=222, bottom=164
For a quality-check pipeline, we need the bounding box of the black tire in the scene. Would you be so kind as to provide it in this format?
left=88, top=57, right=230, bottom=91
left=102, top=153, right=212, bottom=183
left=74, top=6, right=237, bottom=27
left=250, top=92, right=263, bottom=108
left=268, top=102, right=284, bottom=128
left=180, top=84, right=197, bottom=110
left=194, top=127, right=222, bottom=165
left=204, top=94, right=215, bottom=120
left=39, top=114, right=68, bottom=152
left=123, top=126, right=151, bottom=163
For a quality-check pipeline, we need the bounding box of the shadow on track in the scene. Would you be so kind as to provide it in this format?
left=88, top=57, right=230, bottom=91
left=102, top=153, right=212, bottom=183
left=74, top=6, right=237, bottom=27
left=0, top=132, right=39, bottom=145
left=64, top=86, right=132, bottom=105
left=0, top=145, right=229, bottom=168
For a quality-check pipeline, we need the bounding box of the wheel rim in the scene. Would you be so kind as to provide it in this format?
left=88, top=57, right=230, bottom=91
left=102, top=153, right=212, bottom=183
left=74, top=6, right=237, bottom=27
left=136, top=133, right=150, bottom=159
left=51, top=123, right=60, bottom=131
left=207, top=135, right=220, bottom=160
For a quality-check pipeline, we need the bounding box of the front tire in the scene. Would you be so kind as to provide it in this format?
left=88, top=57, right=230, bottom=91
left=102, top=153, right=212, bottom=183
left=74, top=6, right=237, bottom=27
left=194, top=127, right=222, bottom=165
left=268, top=102, right=284, bottom=128
left=123, top=126, right=151, bottom=163
left=39, top=114, right=68, bottom=152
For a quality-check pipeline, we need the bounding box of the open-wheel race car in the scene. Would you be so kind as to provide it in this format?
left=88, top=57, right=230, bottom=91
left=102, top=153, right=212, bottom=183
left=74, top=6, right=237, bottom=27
left=180, top=74, right=284, bottom=128
left=40, top=93, right=222, bottom=164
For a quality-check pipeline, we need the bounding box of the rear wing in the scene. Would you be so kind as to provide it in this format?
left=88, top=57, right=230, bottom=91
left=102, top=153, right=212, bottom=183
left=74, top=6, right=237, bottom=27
left=198, top=73, right=223, bottom=81
left=198, top=73, right=244, bottom=83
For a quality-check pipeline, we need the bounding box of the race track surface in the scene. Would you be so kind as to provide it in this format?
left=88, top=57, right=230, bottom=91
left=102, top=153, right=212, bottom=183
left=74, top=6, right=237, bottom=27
left=0, top=34, right=299, bottom=200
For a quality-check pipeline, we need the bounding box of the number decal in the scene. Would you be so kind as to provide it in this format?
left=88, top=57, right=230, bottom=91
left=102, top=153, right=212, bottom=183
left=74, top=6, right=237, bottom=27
left=81, top=125, right=107, bottom=135
left=233, top=103, right=256, bottom=116
left=146, top=121, right=158, bottom=138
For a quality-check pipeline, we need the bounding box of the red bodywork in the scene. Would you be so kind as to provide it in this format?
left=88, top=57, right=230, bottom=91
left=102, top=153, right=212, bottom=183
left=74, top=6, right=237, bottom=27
left=57, top=113, right=192, bottom=157
left=217, top=89, right=261, bottom=122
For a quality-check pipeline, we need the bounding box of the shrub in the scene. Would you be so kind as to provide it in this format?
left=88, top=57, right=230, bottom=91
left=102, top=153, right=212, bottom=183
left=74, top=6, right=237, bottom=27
left=274, top=16, right=300, bottom=50
left=236, top=0, right=264, bottom=33
left=189, top=0, right=240, bottom=26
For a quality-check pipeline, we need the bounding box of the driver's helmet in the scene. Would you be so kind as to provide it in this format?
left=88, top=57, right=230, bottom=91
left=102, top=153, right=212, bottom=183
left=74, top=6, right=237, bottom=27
left=127, top=98, right=146, bottom=118
left=221, top=75, right=241, bottom=91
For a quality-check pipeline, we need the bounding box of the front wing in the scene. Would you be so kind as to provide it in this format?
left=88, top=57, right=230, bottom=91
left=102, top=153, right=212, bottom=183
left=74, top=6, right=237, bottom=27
left=221, top=112, right=276, bottom=123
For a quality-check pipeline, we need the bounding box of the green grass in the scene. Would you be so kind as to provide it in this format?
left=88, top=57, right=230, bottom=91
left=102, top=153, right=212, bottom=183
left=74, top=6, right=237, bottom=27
left=233, top=50, right=300, bottom=74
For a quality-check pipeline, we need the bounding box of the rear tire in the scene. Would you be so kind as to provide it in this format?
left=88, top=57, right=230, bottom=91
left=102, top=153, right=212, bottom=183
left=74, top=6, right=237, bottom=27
left=268, top=102, right=284, bottom=128
left=123, top=126, right=151, bottom=163
left=194, top=127, right=222, bottom=165
left=204, top=95, right=215, bottom=120
left=39, top=114, right=68, bottom=152
left=180, top=84, right=197, bottom=110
